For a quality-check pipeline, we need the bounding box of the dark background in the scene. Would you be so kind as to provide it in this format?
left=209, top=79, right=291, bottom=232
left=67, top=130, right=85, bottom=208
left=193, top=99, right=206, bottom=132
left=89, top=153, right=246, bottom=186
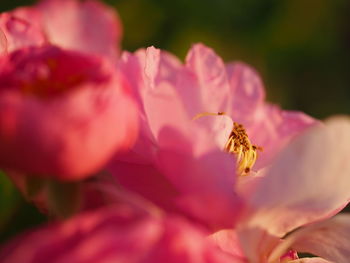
left=0, top=0, right=349, bottom=241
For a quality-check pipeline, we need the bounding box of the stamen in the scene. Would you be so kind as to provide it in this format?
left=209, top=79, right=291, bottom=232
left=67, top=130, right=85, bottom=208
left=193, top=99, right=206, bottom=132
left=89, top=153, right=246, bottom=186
left=192, top=111, right=226, bottom=121
left=193, top=112, right=262, bottom=176
left=224, top=121, right=263, bottom=175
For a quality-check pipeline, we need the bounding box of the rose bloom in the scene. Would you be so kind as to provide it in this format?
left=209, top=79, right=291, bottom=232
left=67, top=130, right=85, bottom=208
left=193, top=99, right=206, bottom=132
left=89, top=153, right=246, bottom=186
left=1, top=118, right=350, bottom=263
left=0, top=45, right=138, bottom=180
left=0, top=0, right=122, bottom=60
left=107, top=43, right=317, bottom=229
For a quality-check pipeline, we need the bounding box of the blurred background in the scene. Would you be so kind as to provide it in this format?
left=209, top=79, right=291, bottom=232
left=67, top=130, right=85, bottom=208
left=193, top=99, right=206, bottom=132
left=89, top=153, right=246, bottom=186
left=0, top=0, right=350, bottom=242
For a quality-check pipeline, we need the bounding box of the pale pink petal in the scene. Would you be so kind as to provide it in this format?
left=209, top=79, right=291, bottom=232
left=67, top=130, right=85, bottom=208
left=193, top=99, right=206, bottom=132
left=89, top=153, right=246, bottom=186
left=237, top=226, right=281, bottom=263
left=226, top=62, right=265, bottom=122
left=192, top=114, right=233, bottom=150
left=241, top=117, right=350, bottom=237
left=0, top=206, right=238, bottom=263
left=0, top=11, right=46, bottom=52
left=225, top=61, right=316, bottom=168
left=289, top=258, right=334, bottom=263
left=184, top=43, right=231, bottom=115
left=248, top=104, right=317, bottom=169
left=280, top=214, right=350, bottom=263
left=0, top=28, right=7, bottom=54
left=210, top=230, right=245, bottom=260
left=38, top=0, right=122, bottom=59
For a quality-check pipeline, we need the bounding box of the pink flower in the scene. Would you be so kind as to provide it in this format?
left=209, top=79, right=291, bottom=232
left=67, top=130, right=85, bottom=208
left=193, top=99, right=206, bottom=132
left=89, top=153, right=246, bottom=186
left=0, top=0, right=122, bottom=60
left=108, top=43, right=316, bottom=229
left=0, top=45, right=138, bottom=180
left=212, top=117, right=350, bottom=262
left=0, top=203, right=241, bottom=263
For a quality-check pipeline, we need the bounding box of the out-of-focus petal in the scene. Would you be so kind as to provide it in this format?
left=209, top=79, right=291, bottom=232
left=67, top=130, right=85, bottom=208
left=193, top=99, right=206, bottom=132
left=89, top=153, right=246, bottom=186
left=241, top=117, right=350, bottom=237
left=0, top=28, right=8, bottom=54
left=108, top=161, right=179, bottom=210
left=289, top=258, right=334, bottom=263
left=38, top=0, right=122, bottom=60
left=270, top=214, right=350, bottom=263
left=0, top=205, right=239, bottom=263
left=237, top=226, right=281, bottom=263
left=0, top=46, right=138, bottom=179
left=0, top=12, right=46, bottom=53
left=210, top=229, right=245, bottom=260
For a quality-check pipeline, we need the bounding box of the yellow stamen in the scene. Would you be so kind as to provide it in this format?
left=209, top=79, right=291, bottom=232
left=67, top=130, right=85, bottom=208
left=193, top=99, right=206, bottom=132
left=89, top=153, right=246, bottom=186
left=193, top=112, right=262, bottom=176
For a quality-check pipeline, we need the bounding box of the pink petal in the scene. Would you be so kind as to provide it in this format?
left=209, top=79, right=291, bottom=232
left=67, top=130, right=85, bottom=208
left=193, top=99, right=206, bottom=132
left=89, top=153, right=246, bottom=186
left=118, top=47, right=183, bottom=163
left=0, top=11, right=46, bottom=52
left=248, top=104, right=317, bottom=169
left=0, top=28, right=8, bottom=54
left=281, top=214, right=350, bottom=263
left=38, top=0, right=122, bottom=60
left=0, top=46, right=138, bottom=179
left=158, top=143, right=242, bottom=229
left=210, top=230, right=245, bottom=260
left=289, top=258, right=334, bottom=263
left=225, top=62, right=265, bottom=122
left=241, top=117, right=350, bottom=237
left=237, top=226, right=282, bottom=263
left=0, top=206, right=239, bottom=263
left=225, top=61, right=316, bottom=169
left=184, top=43, right=231, bottom=115
left=108, top=161, right=179, bottom=210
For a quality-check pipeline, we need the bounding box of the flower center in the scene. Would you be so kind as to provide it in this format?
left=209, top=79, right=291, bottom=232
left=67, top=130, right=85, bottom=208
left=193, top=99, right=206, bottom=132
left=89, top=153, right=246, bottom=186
left=193, top=112, right=262, bottom=176
left=224, top=121, right=262, bottom=176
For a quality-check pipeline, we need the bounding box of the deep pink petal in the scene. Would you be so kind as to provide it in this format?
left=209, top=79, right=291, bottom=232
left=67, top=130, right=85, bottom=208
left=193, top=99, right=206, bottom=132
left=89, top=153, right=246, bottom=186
left=241, top=117, right=350, bottom=237
left=0, top=46, right=138, bottom=179
left=38, top=0, right=122, bottom=60
left=0, top=206, right=239, bottom=263
left=108, top=161, right=179, bottom=210
left=0, top=28, right=8, bottom=54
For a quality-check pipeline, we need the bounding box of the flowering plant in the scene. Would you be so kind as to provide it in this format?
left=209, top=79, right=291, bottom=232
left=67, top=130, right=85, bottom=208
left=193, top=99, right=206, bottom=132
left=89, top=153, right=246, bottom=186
left=0, top=1, right=349, bottom=263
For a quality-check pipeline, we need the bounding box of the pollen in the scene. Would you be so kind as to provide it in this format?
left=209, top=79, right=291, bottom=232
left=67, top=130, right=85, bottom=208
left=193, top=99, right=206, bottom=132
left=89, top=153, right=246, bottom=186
left=224, top=122, right=262, bottom=176
left=192, top=112, right=262, bottom=176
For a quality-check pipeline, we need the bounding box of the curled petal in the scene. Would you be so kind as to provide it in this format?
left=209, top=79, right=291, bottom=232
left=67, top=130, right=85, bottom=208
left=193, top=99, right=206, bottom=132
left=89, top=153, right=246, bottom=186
left=241, top=117, right=350, bottom=237
left=270, top=214, right=350, bottom=263
left=289, top=258, right=334, bottom=263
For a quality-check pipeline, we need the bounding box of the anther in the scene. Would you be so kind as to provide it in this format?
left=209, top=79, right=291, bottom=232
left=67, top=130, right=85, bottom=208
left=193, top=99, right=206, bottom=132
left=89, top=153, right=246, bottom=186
left=192, top=112, right=262, bottom=176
